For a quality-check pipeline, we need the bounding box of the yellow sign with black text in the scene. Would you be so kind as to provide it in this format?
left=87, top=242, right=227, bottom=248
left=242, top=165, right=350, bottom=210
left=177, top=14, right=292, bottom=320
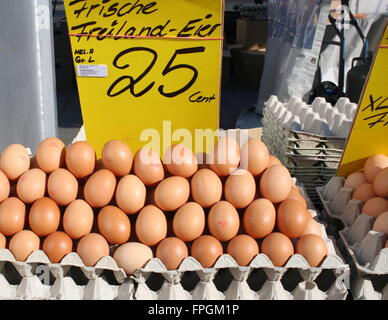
left=338, top=23, right=388, bottom=177
left=64, top=0, right=223, bottom=156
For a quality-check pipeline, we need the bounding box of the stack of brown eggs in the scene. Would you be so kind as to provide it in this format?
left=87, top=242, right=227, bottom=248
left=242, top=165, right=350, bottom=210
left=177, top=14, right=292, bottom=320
left=344, top=154, right=388, bottom=246
left=0, top=136, right=328, bottom=275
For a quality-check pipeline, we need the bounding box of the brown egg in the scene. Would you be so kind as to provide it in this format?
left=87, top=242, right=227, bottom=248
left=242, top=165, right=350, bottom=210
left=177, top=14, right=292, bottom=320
left=65, top=141, right=96, bottom=178
left=373, top=211, right=388, bottom=236
left=240, top=139, right=269, bottom=176
left=0, top=170, right=10, bottom=202
left=36, top=137, right=66, bottom=173
left=373, top=168, right=388, bottom=197
left=352, top=183, right=376, bottom=202
left=386, top=240, right=388, bottom=248
left=136, top=205, right=167, bottom=246
left=115, top=175, right=146, bottom=214
left=97, top=206, right=131, bottom=245
left=209, top=136, right=240, bottom=176
left=243, top=198, right=276, bottom=239
left=29, top=197, right=60, bottom=236
left=286, top=186, right=307, bottom=209
left=0, top=144, right=30, bottom=180
left=296, top=234, right=328, bottom=267
left=154, top=176, right=190, bottom=211
left=16, top=169, right=46, bottom=204
left=190, top=169, right=222, bottom=208
left=164, top=144, right=198, bottom=178
left=261, top=232, right=294, bottom=267
left=0, top=197, right=26, bottom=236
left=173, top=202, right=205, bottom=242
left=364, top=154, right=388, bottom=183
left=113, top=242, right=153, bottom=275
left=102, top=140, right=133, bottom=177
left=208, top=201, right=239, bottom=242
left=42, top=231, right=73, bottom=263
left=268, top=155, right=282, bottom=167
left=191, top=235, right=223, bottom=268
left=362, top=197, right=388, bottom=218
left=344, top=171, right=368, bottom=189
left=47, top=168, right=78, bottom=206
left=260, top=165, right=292, bottom=203
left=277, top=199, right=309, bottom=239
left=9, top=230, right=40, bottom=261
left=76, top=233, right=109, bottom=266
left=84, top=169, right=116, bottom=208
left=227, top=235, right=259, bottom=266
left=156, top=237, right=188, bottom=270
left=224, top=169, right=256, bottom=209
left=133, top=147, right=164, bottom=186
left=302, top=219, right=322, bottom=237
left=63, top=199, right=94, bottom=239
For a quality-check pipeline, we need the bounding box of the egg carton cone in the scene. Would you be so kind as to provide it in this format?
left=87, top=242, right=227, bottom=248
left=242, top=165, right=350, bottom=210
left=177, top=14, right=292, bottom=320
left=72, top=125, right=87, bottom=143
left=116, top=279, right=136, bottom=300
left=333, top=98, right=357, bottom=122
left=350, top=277, right=388, bottom=300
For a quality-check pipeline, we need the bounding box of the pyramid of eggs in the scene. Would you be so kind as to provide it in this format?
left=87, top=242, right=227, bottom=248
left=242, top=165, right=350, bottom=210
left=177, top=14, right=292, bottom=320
left=0, top=136, right=330, bottom=276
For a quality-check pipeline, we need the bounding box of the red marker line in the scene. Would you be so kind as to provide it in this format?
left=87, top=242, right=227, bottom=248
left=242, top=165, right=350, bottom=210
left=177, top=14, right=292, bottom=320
left=68, top=33, right=223, bottom=41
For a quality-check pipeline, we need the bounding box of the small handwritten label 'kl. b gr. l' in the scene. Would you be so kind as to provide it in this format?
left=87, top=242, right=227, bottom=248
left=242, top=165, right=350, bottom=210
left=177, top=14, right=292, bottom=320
left=77, top=64, right=108, bottom=78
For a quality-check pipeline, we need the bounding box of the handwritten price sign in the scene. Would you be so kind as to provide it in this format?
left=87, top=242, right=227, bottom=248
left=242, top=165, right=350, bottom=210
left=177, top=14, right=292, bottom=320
left=338, top=22, right=388, bottom=177
left=64, top=0, right=223, bottom=156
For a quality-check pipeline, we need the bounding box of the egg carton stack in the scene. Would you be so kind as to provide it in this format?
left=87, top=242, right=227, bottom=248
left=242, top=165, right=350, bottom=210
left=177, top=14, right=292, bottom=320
left=262, top=95, right=357, bottom=205
left=317, top=178, right=388, bottom=300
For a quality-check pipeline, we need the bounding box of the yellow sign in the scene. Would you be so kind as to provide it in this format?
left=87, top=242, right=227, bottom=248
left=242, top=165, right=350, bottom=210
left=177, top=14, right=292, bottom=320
left=64, top=0, right=223, bottom=156
left=338, top=22, right=388, bottom=177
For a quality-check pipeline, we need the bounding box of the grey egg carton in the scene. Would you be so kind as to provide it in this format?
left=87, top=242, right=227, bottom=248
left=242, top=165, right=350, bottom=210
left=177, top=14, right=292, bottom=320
left=317, top=177, right=388, bottom=300
left=0, top=249, right=127, bottom=300
left=132, top=238, right=349, bottom=301
left=0, top=214, right=349, bottom=300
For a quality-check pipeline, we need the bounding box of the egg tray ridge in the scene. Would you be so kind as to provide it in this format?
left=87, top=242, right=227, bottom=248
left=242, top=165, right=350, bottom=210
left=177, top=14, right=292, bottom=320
left=317, top=177, right=388, bottom=300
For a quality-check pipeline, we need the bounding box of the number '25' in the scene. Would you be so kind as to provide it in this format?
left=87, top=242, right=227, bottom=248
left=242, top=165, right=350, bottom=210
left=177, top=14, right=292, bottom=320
left=107, top=46, right=206, bottom=98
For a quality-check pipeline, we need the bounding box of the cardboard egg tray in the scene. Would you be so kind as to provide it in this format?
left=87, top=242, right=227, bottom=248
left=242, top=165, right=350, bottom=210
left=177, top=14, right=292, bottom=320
left=0, top=183, right=350, bottom=300
left=317, top=177, right=388, bottom=300
left=0, top=226, right=349, bottom=300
